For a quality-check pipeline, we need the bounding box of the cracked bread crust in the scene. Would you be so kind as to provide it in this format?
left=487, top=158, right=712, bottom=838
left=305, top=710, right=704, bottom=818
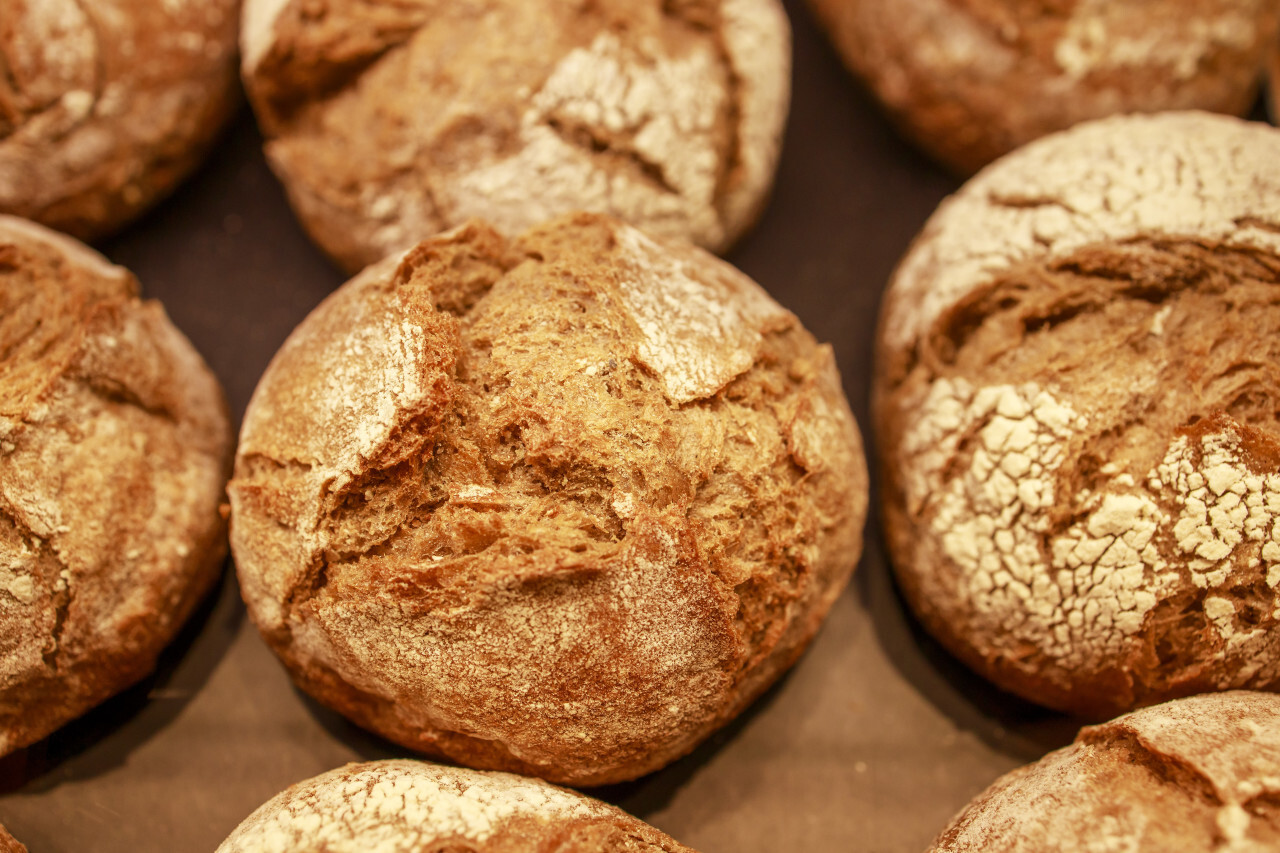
left=0, top=825, right=25, bottom=853
left=239, top=0, right=790, bottom=273
left=218, top=760, right=699, bottom=853
left=805, top=0, right=1280, bottom=174
left=228, top=213, right=868, bottom=786
left=874, top=113, right=1280, bottom=718
left=0, top=216, right=231, bottom=756
left=930, top=691, right=1280, bottom=852
left=0, top=0, right=242, bottom=242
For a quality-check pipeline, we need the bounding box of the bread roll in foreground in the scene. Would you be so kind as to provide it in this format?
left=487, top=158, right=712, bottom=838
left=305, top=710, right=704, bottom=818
left=240, top=0, right=791, bottom=272
left=229, top=213, right=868, bottom=785
left=218, top=760, right=698, bottom=853
left=0, top=216, right=231, bottom=756
left=875, top=112, right=1280, bottom=719
left=806, top=0, right=1279, bottom=174
left=930, top=691, right=1280, bottom=851
left=0, top=0, right=241, bottom=240
left=0, top=824, right=26, bottom=853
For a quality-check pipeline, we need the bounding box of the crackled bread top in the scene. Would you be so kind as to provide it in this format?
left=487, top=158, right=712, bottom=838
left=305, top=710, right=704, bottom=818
left=931, top=691, right=1280, bottom=852
left=876, top=113, right=1280, bottom=716
left=0, top=0, right=240, bottom=239
left=229, top=213, right=867, bottom=784
left=218, top=760, right=697, bottom=853
left=239, top=0, right=790, bottom=271
left=0, top=823, right=25, bottom=853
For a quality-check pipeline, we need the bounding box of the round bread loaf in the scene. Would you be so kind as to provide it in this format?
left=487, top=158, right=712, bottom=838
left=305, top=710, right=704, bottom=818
left=930, top=691, right=1280, bottom=851
left=0, top=216, right=231, bottom=756
left=0, top=824, right=25, bottom=853
left=875, top=112, right=1280, bottom=719
left=218, top=760, right=699, bottom=852
left=0, top=0, right=241, bottom=241
left=228, top=212, right=868, bottom=785
left=805, top=0, right=1280, bottom=174
left=239, top=0, right=791, bottom=273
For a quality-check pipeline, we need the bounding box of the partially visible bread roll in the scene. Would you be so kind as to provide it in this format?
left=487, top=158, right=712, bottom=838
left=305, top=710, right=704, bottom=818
left=806, top=0, right=1280, bottom=174
left=875, top=112, right=1280, bottom=718
left=0, top=0, right=241, bottom=240
left=218, top=760, right=698, bottom=853
left=239, top=0, right=791, bottom=272
left=0, top=216, right=231, bottom=756
left=0, top=824, right=26, bottom=853
left=930, top=691, right=1280, bottom=851
left=229, top=213, right=868, bottom=785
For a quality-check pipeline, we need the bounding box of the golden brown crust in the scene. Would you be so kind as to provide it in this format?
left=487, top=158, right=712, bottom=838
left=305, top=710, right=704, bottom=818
left=806, top=0, right=1280, bottom=174
left=239, top=0, right=790, bottom=272
left=0, top=824, right=26, bottom=853
left=874, top=113, right=1280, bottom=718
left=229, top=213, right=868, bottom=785
left=929, top=692, right=1280, bottom=852
left=218, top=760, right=700, bottom=852
left=0, top=0, right=242, bottom=241
left=0, top=215, right=232, bottom=756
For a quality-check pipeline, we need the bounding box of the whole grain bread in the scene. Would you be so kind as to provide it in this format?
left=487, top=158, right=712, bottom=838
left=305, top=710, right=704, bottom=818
left=239, top=0, right=791, bottom=273
left=0, top=824, right=25, bottom=853
left=930, top=691, right=1280, bottom=851
left=874, top=112, right=1280, bottom=719
left=0, top=216, right=231, bottom=756
left=218, top=760, right=699, bottom=853
left=0, top=0, right=241, bottom=241
left=228, top=212, right=868, bottom=785
left=806, top=0, right=1280, bottom=174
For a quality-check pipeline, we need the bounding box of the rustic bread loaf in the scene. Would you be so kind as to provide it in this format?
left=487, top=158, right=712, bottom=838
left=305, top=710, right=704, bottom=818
left=228, top=213, right=868, bottom=785
left=239, top=0, right=791, bottom=273
left=875, top=112, right=1280, bottom=719
left=218, top=760, right=699, bottom=853
left=0, top=216, right=231, bottom=756
left=0, top=824, right=25, bottom=853
left=930, top=691, right=1280, bottom=851
left=805, top=0, right=1280, bottom=174
left=0, top=0, right=241, bottom=241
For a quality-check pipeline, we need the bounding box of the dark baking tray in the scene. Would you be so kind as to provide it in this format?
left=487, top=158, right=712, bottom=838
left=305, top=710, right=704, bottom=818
left=1, top=2, right=1273, bottom=849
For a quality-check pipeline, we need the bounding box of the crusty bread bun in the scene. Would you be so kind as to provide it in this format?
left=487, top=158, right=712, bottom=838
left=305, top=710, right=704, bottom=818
left=874, top=112, right=1280, bottom=719
left=0, top=216, right=231, bottom=756
left=0, top=824, right=26, bottom=853
left=0, top=0, right=241, bottom=242
left=0, top=0, right=241, bottom=241
left=805, top=0, right=1280, bottom=174
left=239, top=0, right=791, bottom=273
left=228, top=213, right=868, bottom=785
left=218, top=760, right=699, bottom=852
left=930, top=691, right=1280, bottom=851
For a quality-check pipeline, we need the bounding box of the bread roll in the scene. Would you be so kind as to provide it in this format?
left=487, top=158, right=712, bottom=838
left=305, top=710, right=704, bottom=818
left=0, top=825, right=26, bottom=853
left=218, top=760, right=698, bottom=852
left=0, top=216, right=231, bottom=756
left=229, top=213, right=868, bottom=785
left=930, top=691, right=1280, bottom=851
left=239, top=0, right=791, bottom=272
left=0, top=0, right=241, bottom=241
left=805, top=0, right=1280, bottom=174
left=875, top=112, right=1280, bottom=718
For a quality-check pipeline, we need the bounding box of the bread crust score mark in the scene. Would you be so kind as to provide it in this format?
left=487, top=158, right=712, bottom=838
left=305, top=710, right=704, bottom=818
left=229, top=213, right=868, bottom=785
left=875, top=113, right=1280, bottom=718
left=0, top=215, right=231, bottom=756
left=239, top=0, right=790, bottom=272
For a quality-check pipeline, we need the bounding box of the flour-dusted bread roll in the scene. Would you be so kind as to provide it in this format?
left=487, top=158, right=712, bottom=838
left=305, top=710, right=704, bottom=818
left=930, top=691, right=1280, bottom=851
left=806, top=0, right=1280, bottom=174
left=875, top=112, right=1280, bottom=719
left=239, top=0, right=791, bottom=273
left=218, top=760, right=699, bottom=852
left=0, top=825, right=25, bottom=853
left=0, top=0, right=241, bottom=241
left=229, top=213, right=868, bottom=785
left=0, top=216, right=231, bottom=756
